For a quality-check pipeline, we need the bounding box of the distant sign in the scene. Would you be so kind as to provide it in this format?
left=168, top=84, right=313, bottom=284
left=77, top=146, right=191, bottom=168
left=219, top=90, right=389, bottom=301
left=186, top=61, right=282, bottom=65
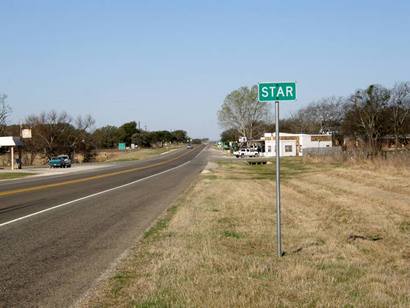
left=239, top=136, right=247, bottom=143
left=118, top=143, right=126, bottom=151
left=258, top=82, right=296, bottom=102
left=21, top=128, right=32, bottom=139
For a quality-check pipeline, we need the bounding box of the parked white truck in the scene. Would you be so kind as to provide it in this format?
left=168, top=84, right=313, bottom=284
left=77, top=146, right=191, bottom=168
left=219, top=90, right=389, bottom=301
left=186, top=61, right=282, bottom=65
left=233, top=148, right=259, bottom=158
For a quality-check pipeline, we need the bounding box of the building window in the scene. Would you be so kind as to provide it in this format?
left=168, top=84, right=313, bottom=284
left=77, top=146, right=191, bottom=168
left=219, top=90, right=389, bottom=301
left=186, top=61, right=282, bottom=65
left=285, top=145, right=292, bottom=152
left=268, top=146, right=272, bottom=152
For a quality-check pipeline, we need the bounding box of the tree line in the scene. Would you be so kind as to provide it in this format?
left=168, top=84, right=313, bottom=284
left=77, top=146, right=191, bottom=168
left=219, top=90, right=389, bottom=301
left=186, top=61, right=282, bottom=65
left=0, top=96, right=189, bottom=162
left=218, top=82, right=410, bottom=152
left=93, top=122, right=188, bottom=149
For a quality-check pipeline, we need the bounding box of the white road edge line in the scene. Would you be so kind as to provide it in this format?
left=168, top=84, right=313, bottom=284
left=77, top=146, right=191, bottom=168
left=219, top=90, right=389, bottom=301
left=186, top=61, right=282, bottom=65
left=0, top=146, right=206, bottom=228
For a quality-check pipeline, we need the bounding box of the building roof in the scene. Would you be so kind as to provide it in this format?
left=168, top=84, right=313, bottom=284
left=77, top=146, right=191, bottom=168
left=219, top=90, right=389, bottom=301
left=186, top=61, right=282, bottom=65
left=264, top=132, right=300, bottom=137
left=0, top=136, right=24, bottom=147
left=264, top=132, right=332, bottom=137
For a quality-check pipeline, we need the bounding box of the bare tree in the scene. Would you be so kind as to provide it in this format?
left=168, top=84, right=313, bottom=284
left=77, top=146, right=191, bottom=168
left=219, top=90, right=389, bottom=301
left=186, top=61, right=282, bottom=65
left=290, top=96, right=346, bottom=134
left=24, top=111, right=96, bottom=161
left=69, top=114, right=96, bottom=158
left=349, top=84, right=390, bottom=152
left=309, top=96, right=346, bottom=133
left=218, top=85, right=271, bottom=141
left=387, top=82, right=410, bottom=146
left=0, top=94, right=12, bottom=136
left=25, top=111, right=73, bottom=158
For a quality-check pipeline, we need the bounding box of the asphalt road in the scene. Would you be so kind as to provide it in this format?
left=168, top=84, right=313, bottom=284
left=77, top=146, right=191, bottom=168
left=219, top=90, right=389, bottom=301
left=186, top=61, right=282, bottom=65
left=0, top=144, right=208, bottom=307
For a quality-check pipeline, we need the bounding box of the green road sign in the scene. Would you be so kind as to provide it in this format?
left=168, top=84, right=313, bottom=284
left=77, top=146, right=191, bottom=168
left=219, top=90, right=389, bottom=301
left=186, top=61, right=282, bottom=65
left=258, top=82, right=296, bottom=102
left=118, top=143, right=126, bottom=151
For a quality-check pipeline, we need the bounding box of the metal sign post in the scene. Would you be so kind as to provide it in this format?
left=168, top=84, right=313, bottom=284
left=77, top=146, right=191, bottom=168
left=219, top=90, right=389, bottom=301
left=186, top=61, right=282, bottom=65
left=258, top=81, right=296, bottom=257
left=275, top=100, right=282, bottom=257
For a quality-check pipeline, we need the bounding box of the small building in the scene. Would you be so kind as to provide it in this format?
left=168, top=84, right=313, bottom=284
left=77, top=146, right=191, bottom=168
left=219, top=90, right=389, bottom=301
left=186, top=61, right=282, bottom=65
left=0, top=136, right=24, bottom=169
left=263, top=132, right=332, bottom=157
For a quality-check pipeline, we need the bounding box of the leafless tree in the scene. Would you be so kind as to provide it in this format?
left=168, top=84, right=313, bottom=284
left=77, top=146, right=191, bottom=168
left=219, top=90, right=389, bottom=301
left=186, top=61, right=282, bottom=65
left=309, top=96, right=345, bottom=133
left=0, top=94, right=12, bottom=136
left=218, top=85, right=271, bottom=141
left=69, top=114, right=96, bottom=158
left=25, top=111, right=72, bottom=157
left=349, top=84, right=390, bottom=152
left=75, top=114, right=95, bottom=132
left=290, top=96, right=346, bottom=134
left=387, top=81, right=410, bottom=146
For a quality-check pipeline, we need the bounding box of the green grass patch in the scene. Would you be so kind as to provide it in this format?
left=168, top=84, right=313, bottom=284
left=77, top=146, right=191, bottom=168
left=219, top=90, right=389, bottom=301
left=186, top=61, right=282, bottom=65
left=111, top=271, right=134, bottom=296
left=0, top=172, right=35, bottom=180
left=223, top=230, right=243, bottom=239
left=134, top=296, right=171, bottom=308
left=144, top=218, right=171, bottom=239
left=134, top=289, right=185, bottom=308
left=143, top=206, right=179, bottom=239
left=399, top=221, right=410, bottom=233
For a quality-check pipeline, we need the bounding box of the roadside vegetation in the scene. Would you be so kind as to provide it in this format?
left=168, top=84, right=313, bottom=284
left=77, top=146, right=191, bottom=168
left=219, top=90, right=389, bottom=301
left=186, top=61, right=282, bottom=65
left=82, top=152, right=410, bottom=307
left=97, top=145, right=183, bottom=162
left=0, top=172, right=35, bottom=180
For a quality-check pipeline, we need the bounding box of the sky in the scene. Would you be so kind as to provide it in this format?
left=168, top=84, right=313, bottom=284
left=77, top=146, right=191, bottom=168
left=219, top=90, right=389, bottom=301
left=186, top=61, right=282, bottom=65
left=1, top=0, right=409, bottom=139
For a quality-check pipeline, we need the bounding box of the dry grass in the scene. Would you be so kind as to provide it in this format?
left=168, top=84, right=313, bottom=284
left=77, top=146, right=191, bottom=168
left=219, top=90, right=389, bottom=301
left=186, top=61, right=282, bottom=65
left=304, top=148, right=410, bottom=170
left=82, top=157, right=410, bottom=307
left=95, top=145, right=182, bottom=163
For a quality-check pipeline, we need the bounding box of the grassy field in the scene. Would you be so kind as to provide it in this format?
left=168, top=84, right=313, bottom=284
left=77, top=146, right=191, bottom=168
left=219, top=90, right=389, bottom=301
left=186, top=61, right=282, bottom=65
left=95, top=146, right=183, bottom=163
left=83, top=155, right=410, bottom=307
left=0, top=172, right=35, bottom=180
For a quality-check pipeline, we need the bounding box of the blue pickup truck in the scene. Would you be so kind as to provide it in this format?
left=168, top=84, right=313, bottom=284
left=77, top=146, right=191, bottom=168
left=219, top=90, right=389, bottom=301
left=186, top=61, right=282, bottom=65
left=48, top=155, right=72, bottom=168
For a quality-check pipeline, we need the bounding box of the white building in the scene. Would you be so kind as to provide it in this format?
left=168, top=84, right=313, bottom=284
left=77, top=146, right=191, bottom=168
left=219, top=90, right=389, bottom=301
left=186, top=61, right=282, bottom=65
left=263, top=132, right=332, bottom=157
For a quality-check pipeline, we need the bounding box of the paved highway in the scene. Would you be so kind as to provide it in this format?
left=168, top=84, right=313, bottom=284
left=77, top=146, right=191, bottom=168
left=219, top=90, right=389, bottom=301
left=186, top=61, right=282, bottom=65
left=0, top=144, right=208, bottom=307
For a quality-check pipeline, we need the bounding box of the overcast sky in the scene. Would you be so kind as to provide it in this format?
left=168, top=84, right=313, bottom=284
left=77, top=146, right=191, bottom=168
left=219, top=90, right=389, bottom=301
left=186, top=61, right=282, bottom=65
left=1, top=0, right=409, bottom=139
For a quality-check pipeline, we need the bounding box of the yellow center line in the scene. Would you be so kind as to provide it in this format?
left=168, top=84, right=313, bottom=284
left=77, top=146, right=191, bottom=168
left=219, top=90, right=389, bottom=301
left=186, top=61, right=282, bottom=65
left=0, top=149, right=195, bottom=197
